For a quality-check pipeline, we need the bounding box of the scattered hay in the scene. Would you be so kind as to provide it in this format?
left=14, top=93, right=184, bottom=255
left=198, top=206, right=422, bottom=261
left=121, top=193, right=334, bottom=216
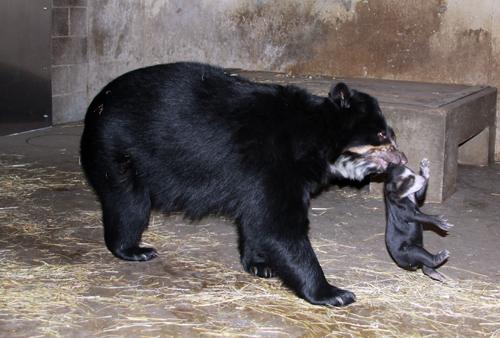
left=1, top=155, right=499, bottom=337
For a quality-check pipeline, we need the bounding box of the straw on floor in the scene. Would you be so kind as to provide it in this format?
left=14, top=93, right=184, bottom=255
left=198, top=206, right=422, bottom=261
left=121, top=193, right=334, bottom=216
left=1, top=154, right=499, bottom=337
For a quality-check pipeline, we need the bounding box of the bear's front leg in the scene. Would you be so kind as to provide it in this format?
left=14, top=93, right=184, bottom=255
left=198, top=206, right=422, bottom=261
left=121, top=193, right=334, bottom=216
left=238, top=182, right=355, bottom=306
left=239, top=216, right=355, bottom=305
left=266, top=233, right=356, bottom=306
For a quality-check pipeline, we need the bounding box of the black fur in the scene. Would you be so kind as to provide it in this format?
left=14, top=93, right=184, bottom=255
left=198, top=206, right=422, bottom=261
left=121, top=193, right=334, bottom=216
left=384, top=160, right=452, bottom=282
left=81, top=62, right=404, bottom=306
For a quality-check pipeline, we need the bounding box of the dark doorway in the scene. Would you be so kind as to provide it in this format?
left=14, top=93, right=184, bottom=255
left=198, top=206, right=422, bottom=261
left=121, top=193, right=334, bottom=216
left=0, top=0, right=52, bottom=136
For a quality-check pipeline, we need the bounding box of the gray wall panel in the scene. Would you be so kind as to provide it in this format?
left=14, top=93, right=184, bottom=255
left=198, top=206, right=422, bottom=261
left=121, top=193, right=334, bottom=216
left=0, top=0, right=52, bottom=135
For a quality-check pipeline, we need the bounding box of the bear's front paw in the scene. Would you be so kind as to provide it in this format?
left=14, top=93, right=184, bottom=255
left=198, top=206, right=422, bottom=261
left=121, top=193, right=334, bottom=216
left=113, top=246, right=158, bottom=261
left=305, top=286, right=356, bottom=307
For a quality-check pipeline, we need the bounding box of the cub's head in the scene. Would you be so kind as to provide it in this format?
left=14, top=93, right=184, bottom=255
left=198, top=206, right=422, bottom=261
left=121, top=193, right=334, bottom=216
left=328, top=82, right=407, bottom=181
left=385, top=164, right=426, bottom=200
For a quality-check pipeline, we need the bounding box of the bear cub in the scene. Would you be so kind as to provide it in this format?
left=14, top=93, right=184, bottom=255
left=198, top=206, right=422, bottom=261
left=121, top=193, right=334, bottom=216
left=384, top=159, right=452, bottom=282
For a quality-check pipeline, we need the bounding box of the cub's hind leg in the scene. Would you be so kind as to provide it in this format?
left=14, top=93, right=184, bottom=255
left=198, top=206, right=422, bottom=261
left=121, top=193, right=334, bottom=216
left=405, top=246, right=449, bottom=269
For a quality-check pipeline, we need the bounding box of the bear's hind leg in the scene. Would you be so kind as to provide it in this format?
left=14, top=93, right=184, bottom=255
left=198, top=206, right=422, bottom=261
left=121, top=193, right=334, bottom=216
left=101, top=189, right=157, bottom=261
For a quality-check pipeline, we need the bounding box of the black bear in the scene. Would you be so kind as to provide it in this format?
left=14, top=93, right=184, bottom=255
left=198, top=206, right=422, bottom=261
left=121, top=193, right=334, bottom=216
left=384, top=159, right=452, bottom=282
left=80, top=62, right=406, bottom=306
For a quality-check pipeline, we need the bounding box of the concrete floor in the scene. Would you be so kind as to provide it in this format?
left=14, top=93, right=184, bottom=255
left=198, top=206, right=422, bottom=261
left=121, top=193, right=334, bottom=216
left=1, top=124, right=499, bottom=337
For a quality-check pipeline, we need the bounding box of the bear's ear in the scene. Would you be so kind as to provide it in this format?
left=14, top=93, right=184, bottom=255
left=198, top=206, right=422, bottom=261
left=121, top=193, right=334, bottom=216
left=328, top=82, right=352, bottom=109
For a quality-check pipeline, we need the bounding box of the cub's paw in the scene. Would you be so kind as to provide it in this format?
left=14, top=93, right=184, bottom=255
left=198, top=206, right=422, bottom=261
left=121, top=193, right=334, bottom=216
left=436, top=216, right=454, bottom=231
left=113, top=246, right=158, bottom=261
left=422, top=266, right=447, bottom=282
left=305, top=286, right=356, bottom=307
left=247, top=263, right=276, bottom=278
left=434, top=249, right=450, bottom=266
left=420, top=158, right=430, bottom=179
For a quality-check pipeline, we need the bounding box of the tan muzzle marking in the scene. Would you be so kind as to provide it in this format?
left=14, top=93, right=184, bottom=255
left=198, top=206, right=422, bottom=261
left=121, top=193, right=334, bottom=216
left=346, top=144, right=396, bottom=155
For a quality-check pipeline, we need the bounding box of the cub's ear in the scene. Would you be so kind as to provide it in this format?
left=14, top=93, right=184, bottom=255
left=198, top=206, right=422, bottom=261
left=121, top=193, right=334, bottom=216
left=328, top=82, right=352, bottom=109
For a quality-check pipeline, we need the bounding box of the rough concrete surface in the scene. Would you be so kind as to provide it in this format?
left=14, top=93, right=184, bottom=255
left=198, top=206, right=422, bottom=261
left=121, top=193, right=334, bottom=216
left=1, top=124, right=499, bottom=337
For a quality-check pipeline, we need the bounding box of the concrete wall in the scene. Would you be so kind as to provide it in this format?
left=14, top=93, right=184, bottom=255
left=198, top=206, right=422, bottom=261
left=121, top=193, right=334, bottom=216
left=53, top=0, right=500, bottom=160
left=51, top=0, right=88, bottom=124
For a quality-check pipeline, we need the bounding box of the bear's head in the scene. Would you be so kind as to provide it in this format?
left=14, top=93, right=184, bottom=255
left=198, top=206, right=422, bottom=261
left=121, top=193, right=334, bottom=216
left=327, top=82, right=407, bottom=181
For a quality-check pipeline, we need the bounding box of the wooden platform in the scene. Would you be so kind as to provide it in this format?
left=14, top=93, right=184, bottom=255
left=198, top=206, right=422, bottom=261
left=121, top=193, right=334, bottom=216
left=229, top=70, right=497, bottom=202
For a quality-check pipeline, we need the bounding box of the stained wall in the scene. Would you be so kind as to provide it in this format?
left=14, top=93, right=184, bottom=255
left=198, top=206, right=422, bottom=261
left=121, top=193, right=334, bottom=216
left=52, top=0, right=500, bottom=159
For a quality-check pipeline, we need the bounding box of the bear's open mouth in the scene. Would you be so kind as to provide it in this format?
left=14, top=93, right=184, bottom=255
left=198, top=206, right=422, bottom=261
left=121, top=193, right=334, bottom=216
left=330, top=144, right=408, bottom=181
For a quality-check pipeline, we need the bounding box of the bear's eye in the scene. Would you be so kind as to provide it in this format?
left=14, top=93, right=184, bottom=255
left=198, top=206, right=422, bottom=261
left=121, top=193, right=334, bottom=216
left=377, top=132, right=387, bottom=141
